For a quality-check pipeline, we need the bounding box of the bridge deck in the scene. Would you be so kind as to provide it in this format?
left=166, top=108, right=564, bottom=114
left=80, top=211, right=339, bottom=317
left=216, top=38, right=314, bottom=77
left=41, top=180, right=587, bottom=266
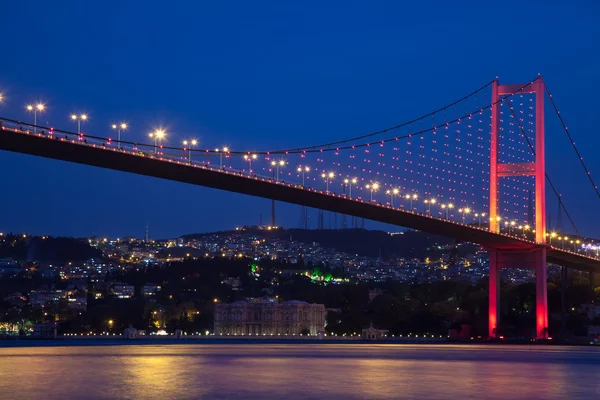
left=1, top=127, right=599, bottom=272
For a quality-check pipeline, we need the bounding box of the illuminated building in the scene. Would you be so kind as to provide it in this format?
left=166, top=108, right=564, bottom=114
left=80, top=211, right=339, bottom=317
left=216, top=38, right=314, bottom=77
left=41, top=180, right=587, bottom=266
left=111, top=282, right=135, bottom=299
left=143, top=284, right=161, bottom=297
left=214, top=299, right=326, bottom=336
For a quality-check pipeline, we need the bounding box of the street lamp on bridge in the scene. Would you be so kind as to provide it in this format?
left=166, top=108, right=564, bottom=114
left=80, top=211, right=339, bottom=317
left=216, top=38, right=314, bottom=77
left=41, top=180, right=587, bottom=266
left=70, top=113, right=88, bottom=134
left=244, top=153, right=258, bottom=173
left=149, top=129, right=166, bottom=154
left=112, top=123, right=128, bottom=149
left=26, top=103, right=45, bottom=133
left=458, top=207, right=470, bottom=223
left=217, top=147, right=229, bottom=168
left=297, top=165, right=310, bottom=186
left=474, top=212, right=486, bottom=228
left=549, top=231, right=557, bottom=245
left=321, top=171, right=335, bottom=193
left=424, top=198, right=436, bottom=214
left=183, top=139, right=198, bottom=163
left=344, top=177, right=357, bottom=198
left=271, top=160, right=285, bottom=182
left=365, top=182, right=379, bottom=202
left=386, top=188, right=400, bottom=207
left=405, top=193, right=418, bottom=211
left=440, top=203, right=454, bottom=219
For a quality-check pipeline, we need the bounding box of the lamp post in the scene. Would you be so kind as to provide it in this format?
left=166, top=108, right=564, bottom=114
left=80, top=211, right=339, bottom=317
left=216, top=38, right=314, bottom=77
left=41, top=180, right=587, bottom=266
left=244, top=153, right=257, bottom=173
left=561, top=236, right=568, bottom=250
left=365, top=182, right=379, bottom=202
left=474, top=212, right=486, bottom=228
left=183, top=139, right=198, bottom=163
left=149, top=129, right=165, bottom=154
left=321, top=172, right=335, bottom=193
left=445, top=203, right=454, bottom=219
left=271, top=160, right=285, bottom=181
left=218, top=147, right=229, bottom=168
left=344, top=178, right=357, bottom=198
left=386, top=188, right=399, bottom=207
left=297, top=166, right=310, bottom=186
left=26, top=103, right=45, bottom=133
left=71, top=113, right=88, bottom=134
left=458, top=207, right=471, bottom=223
left=112, top=123, right=128, bottom=149
left=405, top=193, right=418, bottom=211
left=424, top=198, right=436, bottom=214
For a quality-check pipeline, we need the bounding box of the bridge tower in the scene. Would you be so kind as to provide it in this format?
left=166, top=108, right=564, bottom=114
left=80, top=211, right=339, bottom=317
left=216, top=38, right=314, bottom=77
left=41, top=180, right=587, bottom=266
left=489, top=77, right=547, bottom=340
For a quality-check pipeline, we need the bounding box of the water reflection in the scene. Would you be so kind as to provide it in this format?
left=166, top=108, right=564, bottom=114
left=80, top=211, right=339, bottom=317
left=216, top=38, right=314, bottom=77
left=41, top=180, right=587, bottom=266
left=0, top=344, right=599, bottom=399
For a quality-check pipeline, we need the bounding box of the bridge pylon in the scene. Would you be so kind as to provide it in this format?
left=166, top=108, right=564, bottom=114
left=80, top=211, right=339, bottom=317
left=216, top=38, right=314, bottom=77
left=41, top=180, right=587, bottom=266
left=489, top=77, right=547, bottom=340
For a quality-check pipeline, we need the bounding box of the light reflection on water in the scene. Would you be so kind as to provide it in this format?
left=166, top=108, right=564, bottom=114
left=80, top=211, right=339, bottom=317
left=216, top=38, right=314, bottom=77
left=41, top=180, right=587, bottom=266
left=1, top=344, right=600, bottom=399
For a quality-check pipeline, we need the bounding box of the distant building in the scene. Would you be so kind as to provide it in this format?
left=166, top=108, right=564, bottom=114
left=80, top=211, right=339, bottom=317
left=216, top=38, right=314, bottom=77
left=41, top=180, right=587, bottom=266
left=29, top=290, right=66, bottom=308
left=111, top=282, right=135, bottom=299
left=214, top=300, right=326, bottom=336
left=67, top=295, right=87, bottom=310
left=0, top=258, right=20, bottom=275
left=143, top=284, right=161, bottom=297
left=361, top=325, right=388, bottom=340
left=33, top=323, right=56, bottom=338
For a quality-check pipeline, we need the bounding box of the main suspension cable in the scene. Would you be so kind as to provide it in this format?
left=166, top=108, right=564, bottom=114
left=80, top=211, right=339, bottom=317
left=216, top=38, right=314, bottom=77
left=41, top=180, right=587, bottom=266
left=274, top=80, right=496, bottom=153
left=544, top=83, right=600, bottom=200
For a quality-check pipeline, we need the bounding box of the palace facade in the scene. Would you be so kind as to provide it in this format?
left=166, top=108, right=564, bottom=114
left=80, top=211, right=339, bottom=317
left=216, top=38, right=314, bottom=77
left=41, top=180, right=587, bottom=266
left=214, top=299, right=326, bottom=336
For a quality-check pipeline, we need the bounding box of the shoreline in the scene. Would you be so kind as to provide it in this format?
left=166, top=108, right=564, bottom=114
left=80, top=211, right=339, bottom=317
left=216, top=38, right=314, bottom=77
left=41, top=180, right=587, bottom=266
left=0, top=337, right=595, bottom=348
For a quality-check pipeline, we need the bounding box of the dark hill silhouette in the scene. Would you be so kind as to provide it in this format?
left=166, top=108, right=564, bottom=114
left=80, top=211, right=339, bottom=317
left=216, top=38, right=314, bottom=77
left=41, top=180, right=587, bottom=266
left=0, top=235, right=102, bottom=263
left=182, top=228, right=476, bottom=260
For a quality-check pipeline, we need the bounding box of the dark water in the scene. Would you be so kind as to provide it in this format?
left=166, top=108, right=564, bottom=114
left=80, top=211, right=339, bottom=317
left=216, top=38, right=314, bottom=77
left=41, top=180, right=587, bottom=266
left=1, top=343, right=599, bottom=399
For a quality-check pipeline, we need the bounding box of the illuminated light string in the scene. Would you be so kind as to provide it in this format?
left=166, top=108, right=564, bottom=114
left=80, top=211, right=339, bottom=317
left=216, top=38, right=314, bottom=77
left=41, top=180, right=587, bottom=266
left=498, top=97, right=535, bottom=223
left=502, top=97, right=581, bottom=237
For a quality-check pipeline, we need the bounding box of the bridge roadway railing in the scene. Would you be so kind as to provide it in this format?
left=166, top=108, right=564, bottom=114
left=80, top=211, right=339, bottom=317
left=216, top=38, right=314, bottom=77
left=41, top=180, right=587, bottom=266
left=1, top=119, right=600, bottom=271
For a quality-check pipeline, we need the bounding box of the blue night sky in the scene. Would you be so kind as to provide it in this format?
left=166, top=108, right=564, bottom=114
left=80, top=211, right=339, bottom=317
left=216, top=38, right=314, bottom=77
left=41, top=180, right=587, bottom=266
left=1, top=1, right=599, bottom=239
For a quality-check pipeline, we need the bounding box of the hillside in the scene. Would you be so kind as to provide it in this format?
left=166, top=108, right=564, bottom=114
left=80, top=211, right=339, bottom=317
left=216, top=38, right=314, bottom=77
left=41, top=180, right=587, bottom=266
left=182, top=228, right=476, bottom=259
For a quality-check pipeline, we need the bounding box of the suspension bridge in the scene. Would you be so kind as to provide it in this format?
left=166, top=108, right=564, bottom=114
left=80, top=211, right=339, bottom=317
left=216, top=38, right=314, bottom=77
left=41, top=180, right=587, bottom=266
left=1, top=75, right=599, bottom=339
